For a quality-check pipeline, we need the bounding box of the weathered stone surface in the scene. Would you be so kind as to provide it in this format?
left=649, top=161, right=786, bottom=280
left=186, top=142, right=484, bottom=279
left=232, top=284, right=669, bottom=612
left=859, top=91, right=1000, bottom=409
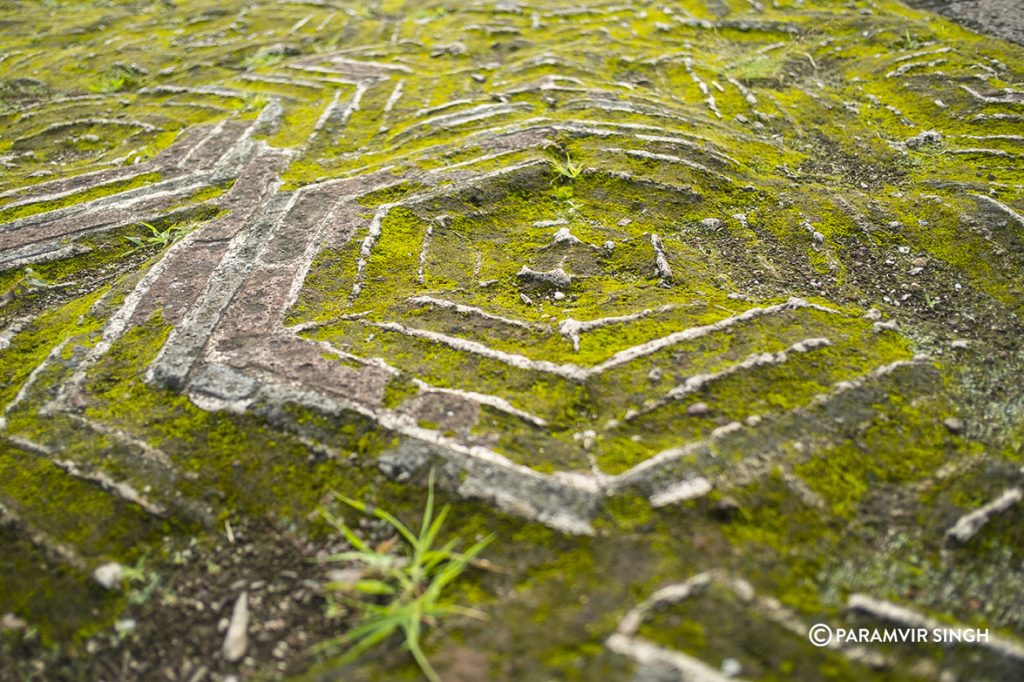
left=1, top=0, right=1023, bottom=679
left=908, top=0, right=1024, bottom=45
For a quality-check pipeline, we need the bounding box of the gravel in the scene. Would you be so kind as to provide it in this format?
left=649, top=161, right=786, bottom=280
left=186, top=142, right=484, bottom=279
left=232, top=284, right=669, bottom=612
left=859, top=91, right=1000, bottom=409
left=907, top=0, right=1024, bottom=45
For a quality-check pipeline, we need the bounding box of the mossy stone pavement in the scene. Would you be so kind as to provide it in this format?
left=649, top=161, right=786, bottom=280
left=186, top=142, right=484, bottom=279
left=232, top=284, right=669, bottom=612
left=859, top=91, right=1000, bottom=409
left=1, top=0, right=1023, bottom=680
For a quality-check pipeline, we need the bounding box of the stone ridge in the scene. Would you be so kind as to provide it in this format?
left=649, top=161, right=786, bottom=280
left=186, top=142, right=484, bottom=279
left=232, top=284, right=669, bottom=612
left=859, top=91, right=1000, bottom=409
left=1, top=0, right=1023, bottom=679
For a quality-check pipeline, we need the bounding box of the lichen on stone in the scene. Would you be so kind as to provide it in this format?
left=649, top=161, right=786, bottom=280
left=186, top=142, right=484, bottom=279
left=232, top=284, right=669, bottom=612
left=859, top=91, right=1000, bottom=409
left=1, top=0, right=1023, bottom=679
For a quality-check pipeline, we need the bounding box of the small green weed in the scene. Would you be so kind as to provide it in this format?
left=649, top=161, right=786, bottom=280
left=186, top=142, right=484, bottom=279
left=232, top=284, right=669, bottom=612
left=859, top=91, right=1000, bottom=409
left=412, top=7, right=449, bottom=21
left=125, top=221, right=190, bottom=250
left=900, top=28, right=925, bottom=50
left=90, top=65, right=144, bottom=94
left=17, top=267, right=50, bottom=290
left=549, top=153, right=583, bottom=183
left=121, top=556, right=161, bottom=606
left=241, top=51, right=285, bottom=70
left=241, top=93, right=269, bottom=113
left=317, top=471, right=493, bottom=682
left=1, top=267, right=54, bottom=305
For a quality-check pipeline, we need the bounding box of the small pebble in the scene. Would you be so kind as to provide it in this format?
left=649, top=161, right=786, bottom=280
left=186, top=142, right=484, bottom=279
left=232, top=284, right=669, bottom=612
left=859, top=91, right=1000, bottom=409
left=722, top=658, right=742, bottom=677
left=1, top=613, right=27, bottom=631
left=93, top=562, right=124, bottom=590
left=713, top=496, right=741, bottom=520
left=687, top=402, right=710, bottom=416
left=222, top=592, right=250, bottom=663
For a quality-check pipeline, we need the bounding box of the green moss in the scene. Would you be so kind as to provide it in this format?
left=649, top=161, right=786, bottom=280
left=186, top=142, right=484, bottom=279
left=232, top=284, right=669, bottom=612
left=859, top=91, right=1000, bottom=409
left=381, top=373, right=421, bottom=409
left=794, top=391, right=960, bottom=518
left=637, top=582, right=887, bottom=681
left=357, top=181, right=427, bottom=207
left=0, top=172, right=161, bottom=225
left=0, top=289, right=105, bottom=407
left=597, top=493, right=653, bottom=532
left=721, top=470, right=841, bottom=617
left=3, top=0, right=1024, bottom=674
left=0, top=439, right=171, bottom=559
left=0, top=526, right=120, bottom=645
left=68, top=315, right=396, bottom=526
left=887, top=192, right=1024, bottom=312
left=168, top=177, right=235, bottom=209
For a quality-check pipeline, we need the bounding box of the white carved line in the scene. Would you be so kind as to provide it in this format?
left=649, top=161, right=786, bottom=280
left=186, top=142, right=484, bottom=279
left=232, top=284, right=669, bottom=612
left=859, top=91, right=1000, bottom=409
left=947, top=148, right=1018, bottom=159
left=559, top=304, right=678, bottom=352
left=590, top=298, right=841, bottom=375
left=889, top=46, right=952, bottom=64
left=312, top=88, right=343, bottom=134
left=627, top=337, right=832, bottom=422
left=323, top=56, right=414, bottom=74
left=383, top=79, right=405, bottom=116
left=611, top=571, right=890, bottom=673
left=946, top=487, right=1023, bottom=543
left=605, top=634, right=733, bottom=682
left=0, top=339, right=73, bottom=430
left=65, top=413, right=174, bottom=470
left=7, top=435, right=167, bottom=518
left=338, top=81, right=369, bottom=129
left=0, top=174, right=215, bottom=236
left=411, top=380, right=548, bottom=428
left=960, top=84, right=1024, bottom=105
left=612, top=357, right=926, bottom=487
left=635, top=132, right=741, bottom=166
left=0, top=501, right=87, bottom=571
left=350, top=204, right=391, bottom=301
left=407, top=296, right=538, bottom=330
left=601, top=147, right=735, bottom=184
left=0, top=169, right=161, bottom=212
left=364, top=298, right=842, bottom=383
left=971, top=193, right=1024, bottom=228
left=238, top=73, right=325, bottom=90
left=394, top=102, right=532, bottom=139
left=649, top=477, right=713, bottom=507
left=650, top=232, right=673, bottom=281
left=416, top=224, right=433, bottom=285
left=370, top=320, right=590, bottom=380
left=848, top=594, right=1024, bottom=663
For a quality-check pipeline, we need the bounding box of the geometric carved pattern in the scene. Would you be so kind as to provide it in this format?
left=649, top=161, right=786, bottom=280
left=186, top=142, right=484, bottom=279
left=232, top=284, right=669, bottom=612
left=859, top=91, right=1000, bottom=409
left=2, top=2, right=1023, bottom=531
left=2, top=0, right=1023, bottom=676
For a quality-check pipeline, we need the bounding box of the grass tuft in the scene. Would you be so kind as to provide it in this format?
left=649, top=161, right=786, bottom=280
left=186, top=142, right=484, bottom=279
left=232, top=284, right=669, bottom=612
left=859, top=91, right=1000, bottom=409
left=89, top=65, right=145, bottom=93
left=548, top=153, right=583, bottom=183
left=125, top=221, right=190, bottom=250
left=317, top=470, right=493, bottom=681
